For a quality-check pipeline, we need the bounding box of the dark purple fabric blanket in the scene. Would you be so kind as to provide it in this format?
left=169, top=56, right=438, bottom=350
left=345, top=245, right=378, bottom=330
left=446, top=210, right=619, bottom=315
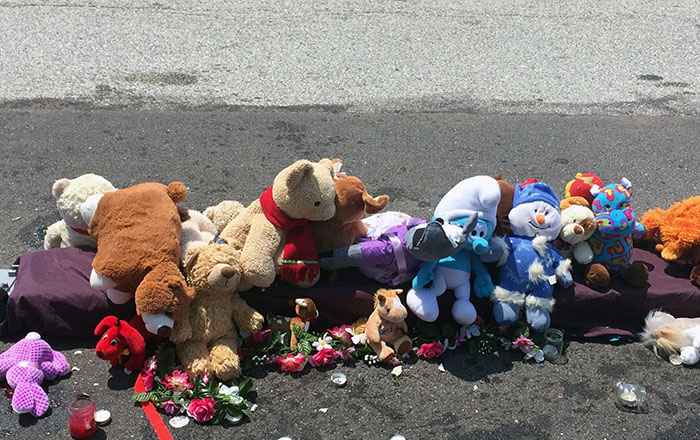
left=0, top=247, right=135, bottom=339
left=2, top=247, right=698, bottom=340
left=551, top=248, right=700, bottom=338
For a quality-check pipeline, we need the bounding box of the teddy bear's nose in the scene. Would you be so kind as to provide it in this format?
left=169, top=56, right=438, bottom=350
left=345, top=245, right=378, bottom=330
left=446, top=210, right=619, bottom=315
left=536, top=214, right=546, bottom=225
left=573, top=225, right=584, bottom=234
left=96, top=351, right=103, bottom=358
left=220, top=266, right=237, bottom=279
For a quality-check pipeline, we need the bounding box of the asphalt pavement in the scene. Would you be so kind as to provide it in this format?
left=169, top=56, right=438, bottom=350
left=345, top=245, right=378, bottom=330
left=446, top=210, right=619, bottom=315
left=1, top=109, right=699, bottom=439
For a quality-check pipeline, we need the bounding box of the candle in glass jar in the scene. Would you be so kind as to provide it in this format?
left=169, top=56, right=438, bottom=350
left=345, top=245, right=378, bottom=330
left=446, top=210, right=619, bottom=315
left=68, top=394, right=97, bottom=439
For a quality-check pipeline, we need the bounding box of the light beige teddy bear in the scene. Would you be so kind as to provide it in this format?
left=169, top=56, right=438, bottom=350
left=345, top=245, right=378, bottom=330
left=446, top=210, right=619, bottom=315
left=219, top=159, right=336, bottom=289
left=43, top=173, right=116, bottom=249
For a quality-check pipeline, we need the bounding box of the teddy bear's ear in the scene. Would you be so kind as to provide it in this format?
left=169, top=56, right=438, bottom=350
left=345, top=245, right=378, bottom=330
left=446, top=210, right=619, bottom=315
left=285, top=160, right=314, bottom=190
left=362, top=192, right=389, bottom=214
left=52, top=178, right=72, bottom=199
left=318, top=158, right=334, bottom=171
left=294, top=298, right=309, bottom=308
left=560, top=196, right=590, bottom=210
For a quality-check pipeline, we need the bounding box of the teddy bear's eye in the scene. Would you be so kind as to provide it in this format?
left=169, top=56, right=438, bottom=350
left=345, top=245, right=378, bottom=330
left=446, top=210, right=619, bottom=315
left=314, top=201, right=321, bottom=207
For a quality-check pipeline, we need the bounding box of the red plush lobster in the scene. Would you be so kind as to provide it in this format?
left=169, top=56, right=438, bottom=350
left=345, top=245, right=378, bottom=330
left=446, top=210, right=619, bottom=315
left=94, top=316, right=146, bottom=374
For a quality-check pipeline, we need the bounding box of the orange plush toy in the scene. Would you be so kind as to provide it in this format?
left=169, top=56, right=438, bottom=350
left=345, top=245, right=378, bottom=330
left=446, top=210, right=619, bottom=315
left=81, top=182, right=194, bottom=337
left=641, top=196, right=700, bottom=286
left=311, top=162, right=389, bottom=254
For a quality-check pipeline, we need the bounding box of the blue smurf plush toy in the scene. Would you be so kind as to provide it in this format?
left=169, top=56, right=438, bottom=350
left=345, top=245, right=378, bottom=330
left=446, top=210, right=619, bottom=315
left=491, top=179, right=573, bottom=332
left=406, top=175, right=501, bottom=326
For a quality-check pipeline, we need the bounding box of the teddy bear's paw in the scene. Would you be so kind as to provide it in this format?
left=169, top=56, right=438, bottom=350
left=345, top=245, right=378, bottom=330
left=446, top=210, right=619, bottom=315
left=210, top=352, right=241, bottom=381
left=623, top=262, right=649, bottom=287
left=188, top=358, right=211, bottom=378
left=240, top=311, right=265, bottom=333
left=377, top=346, right=396, bottom=363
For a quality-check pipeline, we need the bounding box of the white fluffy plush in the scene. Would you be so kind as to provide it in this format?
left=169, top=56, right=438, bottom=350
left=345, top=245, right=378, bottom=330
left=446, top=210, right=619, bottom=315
left=43, top=173, right=116, bottom=249
left=559, top=204, right=596, bottom=264
left=641, top=311, right=700, bottom=365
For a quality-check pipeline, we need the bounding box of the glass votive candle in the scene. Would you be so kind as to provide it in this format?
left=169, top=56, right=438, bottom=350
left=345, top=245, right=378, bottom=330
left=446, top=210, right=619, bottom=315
left=68, top=393, right=97, bottom=439
left=543, top=329, right=564, bottom=361
left=615, top=381, right=646, bottom=411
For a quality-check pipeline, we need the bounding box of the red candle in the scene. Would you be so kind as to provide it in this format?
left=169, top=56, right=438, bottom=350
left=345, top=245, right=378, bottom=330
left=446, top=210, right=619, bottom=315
left=68, top=394, right=97, bottom=439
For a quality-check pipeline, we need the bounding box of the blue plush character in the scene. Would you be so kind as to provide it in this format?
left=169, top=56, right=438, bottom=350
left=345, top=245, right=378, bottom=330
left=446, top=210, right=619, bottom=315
left=491, top=179, right=573, bottom=332
left=405, top=176, right=501, bottom=326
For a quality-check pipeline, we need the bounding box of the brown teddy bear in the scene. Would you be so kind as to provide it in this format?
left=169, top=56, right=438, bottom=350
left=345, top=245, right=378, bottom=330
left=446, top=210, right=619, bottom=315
left=267, top=298, right=319, bottom=350
left=311, top=166, right=389, bottom=254
left=171, top=243, right=264, bottom=380
left=641, top=196, right=700, bottom=286
left=365, top=288, right=411, bottom=363
left=82, top=182, right=193, bottom=337
left=219, top=159, right=336, bottom=289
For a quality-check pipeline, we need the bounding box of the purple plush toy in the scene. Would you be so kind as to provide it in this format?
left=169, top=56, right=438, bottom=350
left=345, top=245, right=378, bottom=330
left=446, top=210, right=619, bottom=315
left=0, top=332, right=70, bottom=417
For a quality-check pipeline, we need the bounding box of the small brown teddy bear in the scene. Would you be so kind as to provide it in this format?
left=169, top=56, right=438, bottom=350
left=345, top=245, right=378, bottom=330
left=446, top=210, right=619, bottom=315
left=171, top=243, right=264, bottom=380
left=365, top=288, right=412, bottom=363
left=267, top=298, right=319, bottom=349
left=311, top=162, right=389, bottom=254
left=82, top=181, right=193, bottom=337
left=220, top=159, right=337, bottom=289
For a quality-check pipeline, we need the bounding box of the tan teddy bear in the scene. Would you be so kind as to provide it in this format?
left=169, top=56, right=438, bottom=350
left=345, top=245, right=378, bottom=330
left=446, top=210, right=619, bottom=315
left=43, top=173, right=116, bottom=249
left=82, top=181, right=193, bottom=337
left=365, top=288, right=412, bottom=363
left=219, top=159, right=336, bottom=289
left=171, top=243, right=264, bottom=380
left=203, top=200, right=246, bottom=234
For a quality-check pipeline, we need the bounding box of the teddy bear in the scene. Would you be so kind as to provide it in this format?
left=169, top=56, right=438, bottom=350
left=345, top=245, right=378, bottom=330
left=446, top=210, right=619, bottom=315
left=365, top=288, right=411, bottom=363
left=641, top=311, right=700, bottom=365
left=267, top=298, right=319, bottom=349
left=0, top=332, right=70, bottom=417
left=586, top=178, right=648, bottom=289
left=43, top=173, right=116, bottom=249
left=491, top=179, right=573, bottom=332
left=554, top=196, right=597, bottom=265
left=171, top=243, right=264, bottom=380
left=203, top=200, right=246, bottom=234
left=180, top=209, right=219, bottom=258
left=406, top=175, right=502, bottom=326
left=310, top=162, right=389, bottom=254
left=219, top=159, right=336, bottom=289
left=641, top=196, right=700, bottom=287
left=81, top=181, right=194, bottom=337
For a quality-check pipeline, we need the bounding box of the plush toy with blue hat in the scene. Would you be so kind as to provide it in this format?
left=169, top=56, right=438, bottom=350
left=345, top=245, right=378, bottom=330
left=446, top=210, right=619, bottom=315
left=491, top=179, right=573, bottom=332
left=405, top=175, right=501, bottom=326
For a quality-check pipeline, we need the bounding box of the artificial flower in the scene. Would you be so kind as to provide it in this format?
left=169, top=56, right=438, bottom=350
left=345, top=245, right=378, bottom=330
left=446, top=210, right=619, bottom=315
left=250, top=329, right=271, bottom=343
left=524, top=348, right=545, bottom=363
left=464, top=324, right=481, bottom=339
left=279, top=353, right=307, bottom=372
left=417, top=341, right=446, bottom=359
left=187, top=398, right=215, bottom=423
left=140, top=369, right=154, bottom=392
left=266, top=354, right=281, bottom=365
left=335, top=346, right=355, bottom=361
left=144, top=355, right=158, bottom=372
left=345, top=327, right=367, bottom=345
left=312, top=335, right=333, bottom=351
left=162, top=370, right=193, bottom=391
left=201, top=372, right=210, bottom=384
left=159, top=400, right=178, bottom=415
left=219, top=384, right=239, bottom=397
left=309, top=348, right=337, bottom=367
left=328, top=325, right=353, bottom=343
left=512, top=336, right=534, bottom=353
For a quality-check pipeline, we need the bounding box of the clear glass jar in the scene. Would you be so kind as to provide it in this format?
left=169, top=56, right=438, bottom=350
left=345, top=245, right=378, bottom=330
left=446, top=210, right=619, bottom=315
left=68, top=393, right=97, bottom=439
left=543, top=328, right=565, bottom=362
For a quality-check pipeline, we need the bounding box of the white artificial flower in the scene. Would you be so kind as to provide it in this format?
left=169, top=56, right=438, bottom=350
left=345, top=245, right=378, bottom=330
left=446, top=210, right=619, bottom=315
left=345, top=327, right=367, bottom=345
left=312, top=335, right=333, bottom=351
left=465, top=324, right=481, bottom=339
left=219, top=384, right=240, bottom=397
left=524, top=348, right=545, bottom=363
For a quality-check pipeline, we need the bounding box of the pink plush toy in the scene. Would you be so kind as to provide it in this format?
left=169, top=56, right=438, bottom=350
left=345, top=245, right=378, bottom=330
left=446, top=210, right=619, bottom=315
left=0, top=332, right=70, bottom=417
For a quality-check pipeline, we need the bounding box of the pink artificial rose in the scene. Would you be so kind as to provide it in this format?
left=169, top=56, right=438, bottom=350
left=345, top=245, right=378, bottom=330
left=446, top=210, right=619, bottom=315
left=140, top=369, right=154, bottom=392
left=328, top=325, right=353, bottom=343
left=201, top=372, right=210, bottom=384
left=187, top=398, right=215, bottom=423
left=250, top=329, right=271, bottom=343
left=159, top=400, right=177, bottom=415
left=417, top=341, right=446, bottom=359
left=309, top=348, right=337, bottom=367
left=279, top=353, right=307, bottom=372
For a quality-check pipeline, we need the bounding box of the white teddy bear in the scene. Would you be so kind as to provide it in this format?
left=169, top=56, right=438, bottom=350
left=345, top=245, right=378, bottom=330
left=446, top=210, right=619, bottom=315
left=43, top=173, right=116, bottom=249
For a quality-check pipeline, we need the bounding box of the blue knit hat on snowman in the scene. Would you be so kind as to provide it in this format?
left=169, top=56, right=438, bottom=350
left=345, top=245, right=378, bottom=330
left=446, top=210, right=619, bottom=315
left=512, top=178, right=560, bottom=209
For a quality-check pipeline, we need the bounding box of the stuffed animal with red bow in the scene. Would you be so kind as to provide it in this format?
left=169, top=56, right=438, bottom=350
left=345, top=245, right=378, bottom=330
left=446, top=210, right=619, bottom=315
left=94, top=316, right=146, bottom=374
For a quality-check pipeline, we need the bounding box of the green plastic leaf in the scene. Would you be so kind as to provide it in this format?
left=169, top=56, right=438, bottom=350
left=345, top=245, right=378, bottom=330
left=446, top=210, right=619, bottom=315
left=298, top=340, right=312, bottom=356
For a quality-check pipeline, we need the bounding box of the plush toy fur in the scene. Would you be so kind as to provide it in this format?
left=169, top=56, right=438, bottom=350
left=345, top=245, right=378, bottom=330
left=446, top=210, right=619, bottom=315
left=311, top=171, right=389, bottom=254
left=172, top=243, right=263, bottom=380
left=94, top=315, right=146, bottom=374
left=641, top=196, right=700, bottom=286
left=365, top=288, right=411, bottom=362
left=493, top=174, right=515, bottom=237
left=641, top=311, right=700, bottom=365
left=556, top=197, right=596, bottom=265
left=267, top=298, right=319, bottom=349
left=203, top=200, right=246, bottom=234
left=219, top=159, right=336, bottom=288
left=180, top=209, right=219, bottom=259
left=84, top=181, right=194, bottom=337
left=43, top=173, right=116, bottom=249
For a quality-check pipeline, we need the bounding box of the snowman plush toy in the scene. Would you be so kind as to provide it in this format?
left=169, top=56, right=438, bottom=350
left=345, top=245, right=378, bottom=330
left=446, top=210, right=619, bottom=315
left=491, top=179, right=573, bottom=332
